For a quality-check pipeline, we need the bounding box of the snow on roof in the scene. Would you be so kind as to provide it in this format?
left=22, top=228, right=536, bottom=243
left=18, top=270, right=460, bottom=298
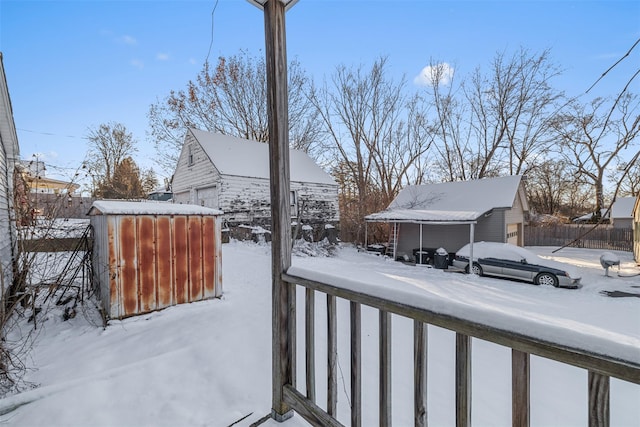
left=611, top=196, right=637, bottom=218
left=366, top=175, right=523, bottom=222
left=366, top=208, right=481, bottom=223
left=189, top=128, right=336, bottom=186
left=88, top=200, right=223, bottom=216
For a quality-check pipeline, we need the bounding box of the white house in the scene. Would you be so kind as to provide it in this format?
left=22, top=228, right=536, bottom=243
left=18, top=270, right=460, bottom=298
left=610, top=196, right=636, bottom=229
left=366, top=175, right=528, bottom=262
left=171, top=128, right=339, bottom=235
left=0, top=53, right=19, bottom=290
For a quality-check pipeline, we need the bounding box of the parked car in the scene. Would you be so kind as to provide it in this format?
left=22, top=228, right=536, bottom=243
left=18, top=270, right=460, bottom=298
left=452, top=242, right=581, bottom=288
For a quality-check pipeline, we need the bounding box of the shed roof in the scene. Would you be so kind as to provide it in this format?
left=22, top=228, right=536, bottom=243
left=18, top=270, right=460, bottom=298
left=366, top=175, right=524, bottom=223
left=88, top=200, right=223, bottom=216
left=189, top=128, right=336, bottom=186
left=611, top=196, right=636, bottom=219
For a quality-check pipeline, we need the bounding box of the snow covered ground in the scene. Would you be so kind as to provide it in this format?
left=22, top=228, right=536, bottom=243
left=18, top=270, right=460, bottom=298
left=2, top=241, right=639, bottom=426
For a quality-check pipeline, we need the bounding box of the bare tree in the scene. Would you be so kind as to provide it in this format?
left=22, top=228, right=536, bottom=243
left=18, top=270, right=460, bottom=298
left=609, top=158, right=640, bottom=197
left=421, top=60, right=472, bottom=181
left=422, top=49, right=562, bottom=181
left=525, top=158, right=577, bottom=216
left=310, top=56, right=431, bottom=243
left=463, top=48, right=563, bottom=178
left=148, top=50, right=322, bottom=174
left=85, top=122, right=137, bottom=189
left=552, top=93, right=640, bottom=218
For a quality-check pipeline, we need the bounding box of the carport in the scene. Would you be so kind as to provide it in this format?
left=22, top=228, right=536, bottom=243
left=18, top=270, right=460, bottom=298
left=365, top=176, right=528, bottom=266
left=365, top=209, right=479, bottom=267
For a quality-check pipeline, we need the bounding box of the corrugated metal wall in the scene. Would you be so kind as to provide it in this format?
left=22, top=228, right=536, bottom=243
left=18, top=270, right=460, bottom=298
left=92, top=213, right=222, bottom=319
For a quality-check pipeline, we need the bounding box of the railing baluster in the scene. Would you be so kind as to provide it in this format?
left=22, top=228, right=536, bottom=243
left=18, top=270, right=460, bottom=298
left=327, top=294, right=337, bottom=417
left=456, top=333, right=471, bottom=427
left=512, top=349, right=530, bottom=427
left=589, top=371, right=610, bottom=427
left=305, top=288, right=315, bottom=402
left=380, top=310, right=392, bottom=426
left=280, top=273, right=639, bottom=427
left=414, top=321, right=428, bottom=427
left=351, top=301, right=362, bottom=427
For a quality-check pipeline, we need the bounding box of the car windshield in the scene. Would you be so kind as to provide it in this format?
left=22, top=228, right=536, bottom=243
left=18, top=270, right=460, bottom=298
left=457, top=242, right=535, bottom=262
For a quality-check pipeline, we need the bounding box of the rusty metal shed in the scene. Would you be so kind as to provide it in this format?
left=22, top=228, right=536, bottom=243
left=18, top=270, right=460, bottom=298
left=88, top=200, right=223, bottom=320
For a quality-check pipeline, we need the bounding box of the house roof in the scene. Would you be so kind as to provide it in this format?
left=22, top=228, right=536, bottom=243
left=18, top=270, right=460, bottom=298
left=366, top=175, right=525, bottom=223
left=189, top=128, right=336, bottom=186
left=611, top=196, right=636, bottom=219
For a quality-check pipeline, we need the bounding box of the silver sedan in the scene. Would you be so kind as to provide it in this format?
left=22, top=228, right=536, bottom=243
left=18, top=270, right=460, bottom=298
left=452, top=242, right=582, bottom=288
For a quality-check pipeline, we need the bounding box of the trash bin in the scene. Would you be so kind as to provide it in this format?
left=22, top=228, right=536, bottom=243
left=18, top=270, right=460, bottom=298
left=434, top=247, right=449, bottom=269
left=413, top=248, right=431, bottom=265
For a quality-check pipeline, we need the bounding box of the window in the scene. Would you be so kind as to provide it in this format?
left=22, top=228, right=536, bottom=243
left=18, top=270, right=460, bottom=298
left=188, top=145, right=194, bottom=166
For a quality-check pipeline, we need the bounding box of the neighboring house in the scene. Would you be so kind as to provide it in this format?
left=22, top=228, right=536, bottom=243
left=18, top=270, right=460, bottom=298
left=366, top=175, right=528, bottom=261
left=19, top=160, right=80, bottom=195
left=572, top=209, right=610, bottom=224
left=0, top=52, right=20, bottom=290
left=610, top=196, right=636, bottom=229
left=171, top=128, right=339, bottom=235
left=633, top=195, right=640, bottom=265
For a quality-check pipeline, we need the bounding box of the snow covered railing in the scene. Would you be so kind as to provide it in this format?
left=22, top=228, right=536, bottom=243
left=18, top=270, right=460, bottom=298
left=278, top=267, right=639, bottom=427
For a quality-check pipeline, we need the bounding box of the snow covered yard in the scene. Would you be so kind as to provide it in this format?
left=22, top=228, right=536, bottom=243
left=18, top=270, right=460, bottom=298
left=1, top=241, right=639, bottom=426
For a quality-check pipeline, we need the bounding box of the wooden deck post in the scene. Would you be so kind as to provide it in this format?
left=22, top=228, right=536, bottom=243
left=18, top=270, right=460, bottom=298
left=262, top=0, right=294, bottom=421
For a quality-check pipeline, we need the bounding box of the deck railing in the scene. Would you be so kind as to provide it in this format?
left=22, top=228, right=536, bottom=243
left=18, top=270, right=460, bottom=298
left=273, top=270, right=640, bottom=427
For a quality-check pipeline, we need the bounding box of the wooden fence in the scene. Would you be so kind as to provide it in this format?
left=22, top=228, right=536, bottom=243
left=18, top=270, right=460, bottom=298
left=275, top=270, right=639, bottom=427
left=524, top=225, right=633, bottom=252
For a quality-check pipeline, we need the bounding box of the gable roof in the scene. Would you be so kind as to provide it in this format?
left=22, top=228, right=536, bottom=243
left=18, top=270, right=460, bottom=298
left=366, top=175, right=525, bottom=223
left=611, top=196, right=636, bottom=219
left=189, top=128, right=336, bottom=186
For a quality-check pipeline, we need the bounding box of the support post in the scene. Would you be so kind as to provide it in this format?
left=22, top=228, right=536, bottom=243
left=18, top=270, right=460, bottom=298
left=263, top=0, right=294, bottom=421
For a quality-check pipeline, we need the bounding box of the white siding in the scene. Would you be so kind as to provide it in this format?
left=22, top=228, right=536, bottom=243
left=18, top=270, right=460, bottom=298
left=171, top=132, right=222, bottom=205
left=172, top=130, right=339, bottom=227
left=0, top=140, right=12, bottom=287
left=0, top=54, right=18, bottom=293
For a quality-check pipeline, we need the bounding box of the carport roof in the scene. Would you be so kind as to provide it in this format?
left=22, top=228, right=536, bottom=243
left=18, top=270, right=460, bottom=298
left=365, top=208, right=481, bottom=223
left=366, top=175, right=524, bottom=223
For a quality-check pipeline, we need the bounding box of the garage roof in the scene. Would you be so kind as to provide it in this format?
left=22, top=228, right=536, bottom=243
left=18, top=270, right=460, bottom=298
left=366, top=175, right=525, bottom=223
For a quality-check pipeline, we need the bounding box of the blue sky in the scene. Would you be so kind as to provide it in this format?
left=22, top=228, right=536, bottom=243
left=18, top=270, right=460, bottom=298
left=1, top=0, right=639, bottom=184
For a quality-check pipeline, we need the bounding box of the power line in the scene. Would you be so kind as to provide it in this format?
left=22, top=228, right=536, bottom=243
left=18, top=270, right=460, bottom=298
left=204, top=0, right=220, bottom=65
left=17, top=128, right=88, bottom=140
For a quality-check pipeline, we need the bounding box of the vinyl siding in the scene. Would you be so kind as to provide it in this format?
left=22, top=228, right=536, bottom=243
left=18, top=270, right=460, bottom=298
left=0, top=54, right=18, bottom=293
left=0, top=140, right=12, bottom=288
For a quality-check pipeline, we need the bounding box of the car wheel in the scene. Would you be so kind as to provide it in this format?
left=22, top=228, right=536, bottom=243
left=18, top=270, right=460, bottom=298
left=466, top=263, right=483, bottom=276
left=535, top=272, right=558, bottom=287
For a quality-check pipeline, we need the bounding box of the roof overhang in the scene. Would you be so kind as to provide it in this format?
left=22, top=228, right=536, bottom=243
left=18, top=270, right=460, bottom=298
left=365, top=208, right=485, bottom=224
